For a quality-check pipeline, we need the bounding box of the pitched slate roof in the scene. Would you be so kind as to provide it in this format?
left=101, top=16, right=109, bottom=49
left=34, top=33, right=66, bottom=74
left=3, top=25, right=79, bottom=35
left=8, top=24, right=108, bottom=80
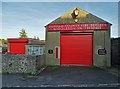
left=47, top=7, right=111, bottom=25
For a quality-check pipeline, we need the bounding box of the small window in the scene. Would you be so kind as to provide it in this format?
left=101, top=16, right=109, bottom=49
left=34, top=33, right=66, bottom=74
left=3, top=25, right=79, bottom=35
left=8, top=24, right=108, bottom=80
left=27, top=46, right=45, bottom=55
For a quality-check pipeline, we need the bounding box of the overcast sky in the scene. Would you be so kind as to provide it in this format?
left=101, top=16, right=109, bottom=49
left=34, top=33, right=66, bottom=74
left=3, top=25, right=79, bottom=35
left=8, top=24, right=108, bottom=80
left=2, top=2, right=118, bottom=40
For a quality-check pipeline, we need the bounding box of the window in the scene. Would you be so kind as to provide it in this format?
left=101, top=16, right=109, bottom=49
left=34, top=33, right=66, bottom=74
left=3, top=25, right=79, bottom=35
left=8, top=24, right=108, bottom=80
left=27, top=45, right=44, bottom=55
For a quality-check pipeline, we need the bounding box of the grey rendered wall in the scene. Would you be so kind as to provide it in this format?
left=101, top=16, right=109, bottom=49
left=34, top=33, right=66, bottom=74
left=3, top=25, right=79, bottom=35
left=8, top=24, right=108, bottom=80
left=45, top=31, right=60, bottom=65
left=36, top=55, right=45, bottom=70
left=93, top=29, right=111, bottom=67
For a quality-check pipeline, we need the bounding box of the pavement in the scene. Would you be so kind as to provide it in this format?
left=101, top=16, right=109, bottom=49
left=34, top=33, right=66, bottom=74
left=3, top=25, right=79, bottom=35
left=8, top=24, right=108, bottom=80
left=2, top=66, right=120, bottom=87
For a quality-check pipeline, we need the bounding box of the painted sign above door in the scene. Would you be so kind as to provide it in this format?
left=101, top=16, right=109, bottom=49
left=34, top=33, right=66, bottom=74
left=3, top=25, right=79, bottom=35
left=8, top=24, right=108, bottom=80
left=47, top=23, right=109, bottom=32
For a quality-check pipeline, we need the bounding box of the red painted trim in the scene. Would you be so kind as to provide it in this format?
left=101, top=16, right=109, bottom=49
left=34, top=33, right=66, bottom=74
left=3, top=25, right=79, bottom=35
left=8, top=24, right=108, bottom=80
left=56, top=47, right=58, bottom=59
left=47, top=23, right=109, bottom=32
left=8, top=38, right=28, bottom=43
left=91, top=34, right=93, bottom=65
left=61, top=32, right=93, bottom=35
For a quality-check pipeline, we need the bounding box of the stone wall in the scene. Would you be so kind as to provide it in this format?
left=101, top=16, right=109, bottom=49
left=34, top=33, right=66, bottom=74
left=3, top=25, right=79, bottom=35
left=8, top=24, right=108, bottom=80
left=2, top=54, right=45, bottom=74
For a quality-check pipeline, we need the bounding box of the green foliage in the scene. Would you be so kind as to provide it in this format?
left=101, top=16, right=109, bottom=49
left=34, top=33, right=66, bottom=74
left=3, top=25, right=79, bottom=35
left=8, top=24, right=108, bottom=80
left=90, top=66, right=98, bottom=68
left=37, top=37, right=40, bottom=40
left=47, top=65, right=60, bottom=70
left=34, top=36, right=40, bottom=40
left=0, top=39, right=8, bottom=44
left=24, top=72, right=35, bottom=76
left=19, top=29, right=28, bottom=38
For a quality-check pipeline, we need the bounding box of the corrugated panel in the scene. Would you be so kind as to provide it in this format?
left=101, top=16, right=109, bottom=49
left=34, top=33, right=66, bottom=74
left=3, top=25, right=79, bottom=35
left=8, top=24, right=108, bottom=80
left=60, top=33, right=93, bottom=66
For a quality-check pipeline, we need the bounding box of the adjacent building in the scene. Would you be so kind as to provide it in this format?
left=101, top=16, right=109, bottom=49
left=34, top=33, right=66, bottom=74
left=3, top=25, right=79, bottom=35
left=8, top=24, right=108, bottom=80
left=8, top=38, right=28, bottom=54
left=26, top=39, right=45, bottom=55
left=8, top=38, right=45, bottom=55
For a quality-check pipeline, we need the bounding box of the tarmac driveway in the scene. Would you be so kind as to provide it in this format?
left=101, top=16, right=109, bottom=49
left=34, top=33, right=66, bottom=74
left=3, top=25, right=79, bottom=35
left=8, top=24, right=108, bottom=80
left=2, top=66, right=120, bottom=87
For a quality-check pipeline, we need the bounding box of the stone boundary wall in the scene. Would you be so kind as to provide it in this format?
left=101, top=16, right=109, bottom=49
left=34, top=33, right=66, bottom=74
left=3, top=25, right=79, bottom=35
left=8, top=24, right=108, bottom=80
left=2, top=54, right=45, bottom=74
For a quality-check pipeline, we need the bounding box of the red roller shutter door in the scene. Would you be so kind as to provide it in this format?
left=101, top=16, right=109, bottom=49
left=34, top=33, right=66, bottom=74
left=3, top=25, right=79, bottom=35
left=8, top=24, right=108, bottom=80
left=10, top=43, right=26, bottom=54
left=60, top=33, right=93, bottom=66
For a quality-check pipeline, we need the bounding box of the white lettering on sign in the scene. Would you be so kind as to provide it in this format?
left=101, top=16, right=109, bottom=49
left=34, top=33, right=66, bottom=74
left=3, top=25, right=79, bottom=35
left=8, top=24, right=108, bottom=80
left=47, top=23, right=109, bottom=31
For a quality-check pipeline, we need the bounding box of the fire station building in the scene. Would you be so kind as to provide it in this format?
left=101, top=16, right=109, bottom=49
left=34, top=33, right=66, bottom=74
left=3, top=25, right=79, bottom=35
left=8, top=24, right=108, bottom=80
left=45, top=7, right=111, bottom=67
